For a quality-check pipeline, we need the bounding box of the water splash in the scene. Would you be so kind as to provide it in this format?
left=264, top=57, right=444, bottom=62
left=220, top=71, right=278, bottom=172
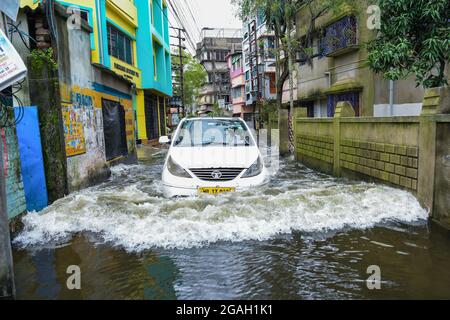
left=13, top=161, right=428, bottom=252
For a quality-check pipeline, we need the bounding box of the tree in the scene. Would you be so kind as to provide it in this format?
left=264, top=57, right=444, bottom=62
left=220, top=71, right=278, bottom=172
left=211, top=101, right=227, bottom=117
left=367, top=0, right=450, bottom=88
left=172, top=51, right=207, bottom=113
left=232, top=0, right=344, bottom=153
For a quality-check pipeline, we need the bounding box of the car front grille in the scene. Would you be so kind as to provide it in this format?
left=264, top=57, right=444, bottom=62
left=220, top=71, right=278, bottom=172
left=189, top=168, right=245, bottom=181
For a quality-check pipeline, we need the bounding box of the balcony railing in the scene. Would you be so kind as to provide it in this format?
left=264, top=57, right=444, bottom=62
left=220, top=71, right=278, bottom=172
left=322, top=15, right=358, bottom=57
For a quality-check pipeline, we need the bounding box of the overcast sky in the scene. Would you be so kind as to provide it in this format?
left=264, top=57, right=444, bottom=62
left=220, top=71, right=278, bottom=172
left=169, top=0, right=242, bottom=53
left=189, top=0, right=242, bottom=30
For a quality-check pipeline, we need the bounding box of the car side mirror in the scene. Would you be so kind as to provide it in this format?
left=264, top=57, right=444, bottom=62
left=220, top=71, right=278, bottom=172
left=159, top=136, right=171, bottom=144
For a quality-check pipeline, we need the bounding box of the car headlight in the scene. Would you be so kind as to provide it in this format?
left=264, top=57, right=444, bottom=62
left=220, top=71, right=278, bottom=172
left=167, top=156, right=192, bottom=178
left=242, top=157, right=263, bottom=178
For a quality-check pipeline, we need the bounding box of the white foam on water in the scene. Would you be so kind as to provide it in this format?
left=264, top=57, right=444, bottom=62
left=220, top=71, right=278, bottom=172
left=14, top=165, right=428, bottom=252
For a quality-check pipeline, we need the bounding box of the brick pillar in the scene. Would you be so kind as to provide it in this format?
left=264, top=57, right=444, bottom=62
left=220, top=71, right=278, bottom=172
left=333, top=101, right=355, bottom=177
left=34, top=16, right=52, bottom=49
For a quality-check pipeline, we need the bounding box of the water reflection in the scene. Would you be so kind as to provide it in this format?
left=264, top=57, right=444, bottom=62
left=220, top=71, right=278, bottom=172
left=13, top=220, right=450, bottom=299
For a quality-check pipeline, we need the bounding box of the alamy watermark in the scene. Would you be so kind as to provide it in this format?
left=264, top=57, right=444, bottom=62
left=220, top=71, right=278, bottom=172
left=66, top=265, right=81, bottom=290
left=366, top=5, right=381, bottom=30
left=366, top=265, right=381, bottom=290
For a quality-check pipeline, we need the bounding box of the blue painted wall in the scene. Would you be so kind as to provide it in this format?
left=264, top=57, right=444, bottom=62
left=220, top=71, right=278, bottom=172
left=14, top=107, right=48, bottom=212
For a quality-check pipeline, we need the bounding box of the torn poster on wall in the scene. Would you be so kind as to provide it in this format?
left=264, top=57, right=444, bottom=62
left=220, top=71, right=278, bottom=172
left=62, top=103, right=87, bottom=157
left=0, top=28, right=27, bottom=91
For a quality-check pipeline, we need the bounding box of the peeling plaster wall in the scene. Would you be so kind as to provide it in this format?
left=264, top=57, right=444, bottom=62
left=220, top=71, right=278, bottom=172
left=56, top=15, right=136, bottom=192
left=56, top=17, right=109, bottom=192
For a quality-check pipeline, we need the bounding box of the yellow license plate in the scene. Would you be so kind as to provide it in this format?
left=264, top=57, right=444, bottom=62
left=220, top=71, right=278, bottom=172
left=198, top=187, right=236, bottom=194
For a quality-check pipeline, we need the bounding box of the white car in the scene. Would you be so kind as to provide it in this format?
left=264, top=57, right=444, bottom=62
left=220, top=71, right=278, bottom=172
left=160, top=117, right=268, bottom=197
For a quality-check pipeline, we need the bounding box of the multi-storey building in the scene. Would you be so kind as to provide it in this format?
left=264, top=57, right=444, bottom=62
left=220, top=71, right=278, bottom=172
left=15, top=0, right=172, bottom=196
left=295, top=1, right=424, bottom=118
left=195, top=28, right=242, bottom=114
left=242, top=14, right=277, bottom=126
left=227, top=47, right=248, bottom=120
left=21, top=0, right=172, bottom=143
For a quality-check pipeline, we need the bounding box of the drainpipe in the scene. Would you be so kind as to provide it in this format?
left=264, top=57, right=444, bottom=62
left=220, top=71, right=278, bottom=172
left=324, top=72, right=332, bottom=87
left=324, top=72, right=332, bottom=118
left=389, top=80, right=395, bottom=116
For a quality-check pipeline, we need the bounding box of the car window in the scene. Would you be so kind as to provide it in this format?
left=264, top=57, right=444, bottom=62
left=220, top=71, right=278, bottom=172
left=173, top=119, right=254, bottom=147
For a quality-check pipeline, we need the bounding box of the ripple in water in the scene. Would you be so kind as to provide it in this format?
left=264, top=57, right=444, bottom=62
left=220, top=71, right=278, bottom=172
left=13, top=160, right=428, bottom=252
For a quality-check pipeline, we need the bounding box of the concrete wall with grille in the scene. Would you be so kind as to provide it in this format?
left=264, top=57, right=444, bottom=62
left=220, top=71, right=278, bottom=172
left=339, top=118, right=420, bottom=191
left=296, top=116, right=420, bottom=192
left=294, top=87, right=450, bottom=227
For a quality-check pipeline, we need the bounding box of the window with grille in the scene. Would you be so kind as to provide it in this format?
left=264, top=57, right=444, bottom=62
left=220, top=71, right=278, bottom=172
left=327, top=92, right=360, bottom=117
left=322, top=16, right=358, bottom=56
left=107, top=24, right=133, bottom=65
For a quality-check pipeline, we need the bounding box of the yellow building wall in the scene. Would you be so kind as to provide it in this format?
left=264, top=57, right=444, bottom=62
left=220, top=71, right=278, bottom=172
left=60, top=84, right=135, bottom=158
left=106, top=0, right=138, bottom=27
left=136, top=89, right=148, bottom=140
left=106, top=5, right=137, bottom=36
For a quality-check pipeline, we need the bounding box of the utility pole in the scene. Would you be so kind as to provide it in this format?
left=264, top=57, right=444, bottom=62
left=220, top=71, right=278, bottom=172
left=170, top=27, right=186, bottom=118
left=0, top=13, right=15, bottom=300
left=254, top=20, right=261, bottom=131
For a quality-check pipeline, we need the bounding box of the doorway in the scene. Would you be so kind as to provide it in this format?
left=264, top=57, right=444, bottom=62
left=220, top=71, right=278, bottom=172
left=102, top=99, right=128, bottom=161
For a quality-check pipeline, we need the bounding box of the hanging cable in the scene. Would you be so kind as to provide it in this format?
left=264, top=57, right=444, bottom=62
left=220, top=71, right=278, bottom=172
left=7, top=21, right=38, bottom=51
left=0, top=91, right=25, bottom=128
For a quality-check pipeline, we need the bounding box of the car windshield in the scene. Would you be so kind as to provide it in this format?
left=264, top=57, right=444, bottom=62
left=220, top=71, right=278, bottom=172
left=173, top=119, right=254, bottom=147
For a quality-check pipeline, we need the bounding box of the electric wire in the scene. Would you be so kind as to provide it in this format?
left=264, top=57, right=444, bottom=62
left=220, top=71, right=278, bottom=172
left=0, top=20, right=31, bottom=128
left=173, top=0, right=198, bottom=45
left=0, top=91, right=25, bottom=128
left=166, top=0, right=196, bottom=53
left=183, top=0, right=201, bottom=41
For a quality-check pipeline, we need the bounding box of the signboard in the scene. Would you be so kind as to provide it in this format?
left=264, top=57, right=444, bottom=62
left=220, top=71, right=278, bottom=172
left=0, top=28, right=27, bottom=91
left=110, top=56, right=141, bottom=87
left=218, top=99, right=225, bottom=109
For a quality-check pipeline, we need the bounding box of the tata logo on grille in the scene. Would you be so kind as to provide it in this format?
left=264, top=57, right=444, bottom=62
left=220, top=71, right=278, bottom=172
left=211, top=170, right=223, bottom=179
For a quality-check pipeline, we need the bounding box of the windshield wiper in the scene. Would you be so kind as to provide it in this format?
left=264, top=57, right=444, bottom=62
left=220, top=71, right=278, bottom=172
left=202, top=141, right=226, bottom=146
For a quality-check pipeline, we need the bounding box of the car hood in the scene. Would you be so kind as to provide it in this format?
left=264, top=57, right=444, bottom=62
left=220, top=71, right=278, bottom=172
left=169, top=146, right=260, bottom=169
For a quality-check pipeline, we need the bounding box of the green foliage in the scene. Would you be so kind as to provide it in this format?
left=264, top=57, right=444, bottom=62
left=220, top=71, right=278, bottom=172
left=260, top=99, right=279, bottom=126
left=261, top=99, right=278, bottom=114
left=172, top=51, right=207, bottom=108
left=367, top=0, right=450, bottom=88
left=29, top=48, right=58, bottom=73
left=211, top=102, right=228, bottom=117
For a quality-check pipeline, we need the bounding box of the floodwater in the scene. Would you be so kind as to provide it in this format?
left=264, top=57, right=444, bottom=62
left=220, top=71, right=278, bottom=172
left=11, top=147, right=450, bottom=299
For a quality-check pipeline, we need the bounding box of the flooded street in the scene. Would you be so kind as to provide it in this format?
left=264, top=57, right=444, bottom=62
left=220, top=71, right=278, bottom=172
left=10, top=148, right=450, bottom=300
